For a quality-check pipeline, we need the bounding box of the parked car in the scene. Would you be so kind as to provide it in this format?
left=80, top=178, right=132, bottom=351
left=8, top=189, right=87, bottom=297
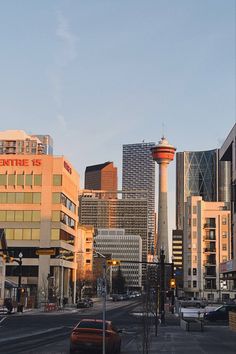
left=70, top=319, right=122, bottom=354
left=180, top=299, right=208, bottom=308
left=204, top=304, right=236, bottom=322
left=77, top=299, right=90, bottom=309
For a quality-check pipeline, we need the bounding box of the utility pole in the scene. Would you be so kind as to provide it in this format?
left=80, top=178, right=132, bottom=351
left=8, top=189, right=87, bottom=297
left=159, top=249, right=165, bottom=324
left=171, top=261, right=175, bottom=314
left=102, top=260, right=106, bottom=354
left=16, top=252, right=23, bottom=312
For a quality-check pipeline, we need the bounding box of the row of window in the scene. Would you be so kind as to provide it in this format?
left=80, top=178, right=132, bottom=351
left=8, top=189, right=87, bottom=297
left=52, top=192, right=76, bottom=213
left=51, top=229, right=74, bottom=245
left=0, top=210, right=41, bottom=222
left=0, top=174, right=63, bottom=187
left=0, top=174, right=42, bottom=186
left=0, top=192, right=41, bottom=204
left=52, top=211, right=76, bottom=229
left=5, top=228, right=40, bottom=240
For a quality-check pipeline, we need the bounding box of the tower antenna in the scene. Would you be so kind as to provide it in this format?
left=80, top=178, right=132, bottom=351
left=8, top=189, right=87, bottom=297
left=162, top=122, right=165, bottom=138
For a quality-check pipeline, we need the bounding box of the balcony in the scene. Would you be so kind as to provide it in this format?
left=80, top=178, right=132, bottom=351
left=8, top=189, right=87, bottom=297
left=204, top=248, right=216, bottom=253
left=204, top=222, right=216, bottom=229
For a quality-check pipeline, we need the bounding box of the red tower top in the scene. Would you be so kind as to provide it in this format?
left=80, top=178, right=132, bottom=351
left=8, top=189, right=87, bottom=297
left=151, top=137, right=176, bottom=164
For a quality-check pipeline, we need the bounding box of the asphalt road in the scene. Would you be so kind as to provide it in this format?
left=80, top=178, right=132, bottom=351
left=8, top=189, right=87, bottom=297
left=0, top=299, right=144, bottom=354
left=1, top=300, right=236, bottom=354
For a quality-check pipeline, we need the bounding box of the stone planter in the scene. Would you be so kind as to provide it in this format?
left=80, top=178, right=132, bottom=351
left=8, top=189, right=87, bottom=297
left=180, top=318, right=204, bottom=332
left=229, top=311, right=236, bottom=331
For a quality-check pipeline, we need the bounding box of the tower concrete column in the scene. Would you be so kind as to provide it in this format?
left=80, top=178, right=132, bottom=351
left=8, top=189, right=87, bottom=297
left=151, top=137, right=176, bottom=262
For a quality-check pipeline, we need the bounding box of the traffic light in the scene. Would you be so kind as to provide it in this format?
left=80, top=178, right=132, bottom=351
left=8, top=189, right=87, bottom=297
left=170, top=278, right=176, bottom=289
left=106, top=259, right=120, bottom=266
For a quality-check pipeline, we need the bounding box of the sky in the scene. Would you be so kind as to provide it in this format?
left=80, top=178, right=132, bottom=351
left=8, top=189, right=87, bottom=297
left=0, top=0, right=235, bottom=233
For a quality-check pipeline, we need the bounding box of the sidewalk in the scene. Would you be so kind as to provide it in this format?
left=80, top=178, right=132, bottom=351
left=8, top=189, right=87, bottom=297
left=122, top=313, right=236, bottom=354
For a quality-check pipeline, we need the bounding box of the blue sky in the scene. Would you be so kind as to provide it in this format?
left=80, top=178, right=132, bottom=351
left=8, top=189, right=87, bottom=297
left=0, top=0, right=235, bottom=230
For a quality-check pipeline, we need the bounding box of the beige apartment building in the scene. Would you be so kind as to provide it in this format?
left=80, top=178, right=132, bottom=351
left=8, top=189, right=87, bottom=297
left=77, top=225, right=94, bottom=281
left=0, top=154, right=79, bottom=305
left=183, top=196, right=232, bottom=301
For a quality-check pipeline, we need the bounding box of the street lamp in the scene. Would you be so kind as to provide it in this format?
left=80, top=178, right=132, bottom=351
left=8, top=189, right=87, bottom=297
left=17, top=252, right=23, bottom=312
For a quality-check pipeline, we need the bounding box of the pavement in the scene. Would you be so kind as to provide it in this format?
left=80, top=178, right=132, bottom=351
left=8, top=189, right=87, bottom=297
left=123, top=312, right=236, bottom=353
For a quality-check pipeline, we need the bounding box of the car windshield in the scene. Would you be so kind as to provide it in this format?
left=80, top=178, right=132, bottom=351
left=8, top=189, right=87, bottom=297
left=77, top=321, right=108, bottom=330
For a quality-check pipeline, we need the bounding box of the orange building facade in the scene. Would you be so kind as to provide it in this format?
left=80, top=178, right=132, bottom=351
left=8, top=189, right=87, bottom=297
left=0, top=155, right=79, bottom=305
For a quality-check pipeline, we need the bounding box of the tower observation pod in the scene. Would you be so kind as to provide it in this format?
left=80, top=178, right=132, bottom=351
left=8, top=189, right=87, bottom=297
left=151, top=137, right=176, bottom=261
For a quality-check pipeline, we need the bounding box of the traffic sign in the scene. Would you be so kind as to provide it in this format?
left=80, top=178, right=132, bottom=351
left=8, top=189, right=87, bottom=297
left=36, top=249, right=55, bottom=256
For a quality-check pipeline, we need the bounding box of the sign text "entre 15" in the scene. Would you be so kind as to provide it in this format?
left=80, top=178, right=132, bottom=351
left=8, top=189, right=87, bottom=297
left=0, top=159, right=42, bottom=167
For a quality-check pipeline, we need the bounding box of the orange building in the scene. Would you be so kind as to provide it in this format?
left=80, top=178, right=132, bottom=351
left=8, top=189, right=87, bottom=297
left=85, top=162, right=117, bottom=193
left=0, top=155, right=79, bottom=305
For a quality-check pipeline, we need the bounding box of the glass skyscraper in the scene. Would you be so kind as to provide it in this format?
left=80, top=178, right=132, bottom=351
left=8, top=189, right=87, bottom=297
left=176, top=149, right=231, bottom=230
left=122, top=142, right=156, bottom=253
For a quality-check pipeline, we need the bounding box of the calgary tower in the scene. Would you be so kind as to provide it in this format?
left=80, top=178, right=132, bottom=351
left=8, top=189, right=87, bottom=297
left=151, top=137, right=176, bottom=261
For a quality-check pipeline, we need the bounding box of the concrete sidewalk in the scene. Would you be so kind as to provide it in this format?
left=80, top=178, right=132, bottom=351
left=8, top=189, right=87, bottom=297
left=122, top=318, right=236, bottom=354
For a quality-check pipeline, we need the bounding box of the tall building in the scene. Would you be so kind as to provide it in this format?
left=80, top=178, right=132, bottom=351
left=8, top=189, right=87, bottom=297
left=0, top=154, right=79, bottom=305
left=174, top=149, right=230, bottom=273
left=122, top=142, right=156, bottom=253
left=176, top=149, right=230, bottom=230
left=183, top=196, right=232, bottom=301
left=85, top=161, right=117, bottom=192
left=219, top=124, right=236, bottom=289
left=79, top=190, right=148, bottom=283
left=0, top=130, right=53, bottom=155
left=151, top=137, right=176, bottom=261
left=94, top=229, right=142, bottom=289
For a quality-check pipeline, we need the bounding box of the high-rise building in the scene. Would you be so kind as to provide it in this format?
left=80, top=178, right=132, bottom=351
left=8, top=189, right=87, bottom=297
left=94, top=229, right=142, bottom=289
left=79, top=190, right=148, bottom=283
left=174, top=149, right=230, bottom=273
left=0, top=130, right=53, bottom=155
left=219, top=124, right=236, bottom=290
left=0, top=154, right=79, bottom=305
left=122, top=142, right=156, bottom=253
left=85, top=161, right=117, bottom=192
left=176, top=149, right=230, bottom=230
left=183, top=196, right=231, bottom=301
left=151, top=137, right=176, bottom=261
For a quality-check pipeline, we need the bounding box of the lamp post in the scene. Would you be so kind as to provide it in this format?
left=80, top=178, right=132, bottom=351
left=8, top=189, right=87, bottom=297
left=17, top=252, right=23, bottom=312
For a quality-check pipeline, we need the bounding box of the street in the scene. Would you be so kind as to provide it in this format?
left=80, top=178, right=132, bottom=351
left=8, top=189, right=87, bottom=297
left=1, top=299, right=236, bottom=353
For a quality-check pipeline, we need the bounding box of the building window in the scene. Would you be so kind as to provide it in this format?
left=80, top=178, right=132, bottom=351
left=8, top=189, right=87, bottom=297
left=8, top=174, right=15, bottom=186
left=17, top=174, right=24, bottom=186
left=222, top=217, right=227, bottom=225
left=23, top=229, right=31, bottom=240
left=193, top=206, right=197, bottom=214
left=193, top=231, right=197, bottom=238
left=188, top=268, right=191, bottom=276
left=188, top=281, right=191, bottom=288
left=6, top=210, right=14, bottom=221
left=25, top=174, right=33, bottom=186
left=33, top=193, right=41, bottom=204
left=222, top=244, right=227, bottom=251
left=222, top=232, right=227, bottom=238
left=193, top=268, right=197, bottom=275
left=53, top=175, right=62, bottom=186
left=0, top=174, right=7, bottom=185
left=15, top=210, right=23, bottom=221
left=16, top=193, right=24, bottom=203
left=193, top=281, right=197, bottom=288
left=52, top=211, right=60, bottom=222
left=52, top=192, right=61, bottom=204
left=192, top=218, right=196, bottom=227
left=34, top=174, right=42, bottom=186
left=51, top=229, right=60, bottom=240
left=86, top=260, right=91, bottom=264
left=32, top=229, right=40, bottom=240
left=24, top=193, right=33, bottom=203
left=7, top=193, right=16, bottom=203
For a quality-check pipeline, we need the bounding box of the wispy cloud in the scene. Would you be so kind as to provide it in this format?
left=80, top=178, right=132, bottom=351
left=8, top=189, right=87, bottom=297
left=56, top=10, right=77, bottom=65
left=52, top=10, right=78, bottom=130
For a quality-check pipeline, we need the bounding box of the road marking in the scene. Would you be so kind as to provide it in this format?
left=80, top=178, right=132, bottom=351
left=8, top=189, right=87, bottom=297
left=0, top=316, right=7, bottom=324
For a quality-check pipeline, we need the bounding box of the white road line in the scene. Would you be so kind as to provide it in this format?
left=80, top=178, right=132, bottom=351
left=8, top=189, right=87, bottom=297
left=0, top=316, right=7, bottom=324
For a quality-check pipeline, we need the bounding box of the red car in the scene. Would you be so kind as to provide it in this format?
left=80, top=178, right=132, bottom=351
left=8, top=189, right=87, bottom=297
left=70, top=319, right=122, bottom=354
